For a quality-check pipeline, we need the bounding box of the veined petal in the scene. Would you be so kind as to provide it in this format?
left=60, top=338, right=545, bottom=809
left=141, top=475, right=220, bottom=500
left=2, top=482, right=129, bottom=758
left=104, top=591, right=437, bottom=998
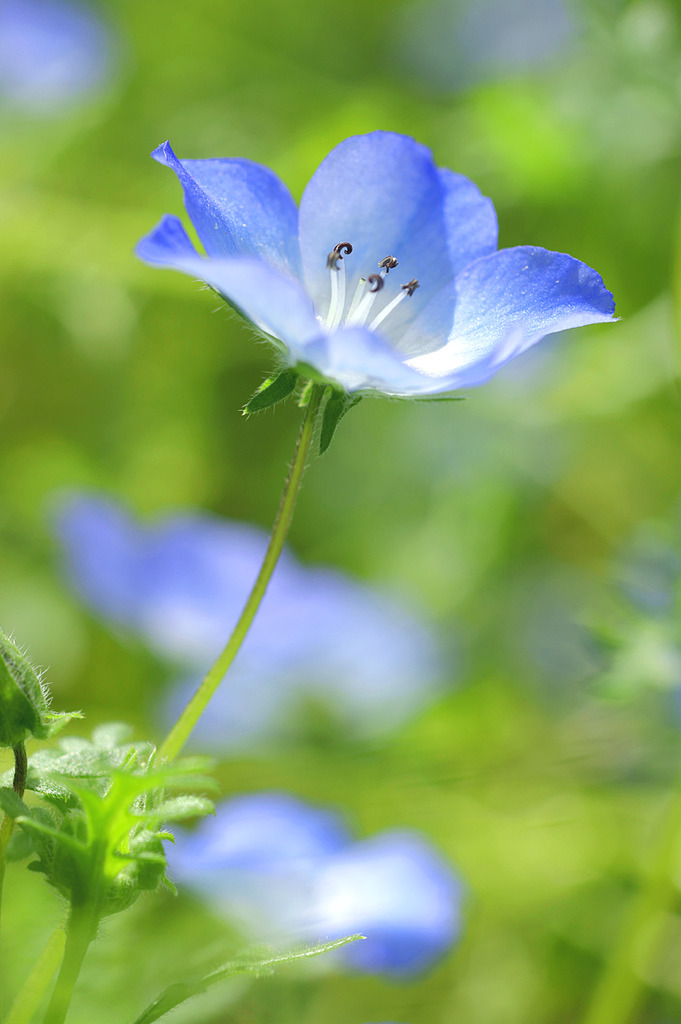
left=405, top=246, right=616, bottom=391
left=299, top=132, right=452, bottom=320
left=152, top=141, right=301, bottom=276
left=439, top=168, right=498, bottom=276
left=302, top=326, right=432, bottom=395
left=136, top=215, right=321, bottom=358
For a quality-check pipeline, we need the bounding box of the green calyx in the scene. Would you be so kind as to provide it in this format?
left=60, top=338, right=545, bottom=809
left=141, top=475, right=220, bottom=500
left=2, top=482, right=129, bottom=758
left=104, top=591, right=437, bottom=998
left=0, top=628, right=52, bottom=748
left=0, top=725, right=216, bottom=916
left=0, top=627, right=79, bottom=748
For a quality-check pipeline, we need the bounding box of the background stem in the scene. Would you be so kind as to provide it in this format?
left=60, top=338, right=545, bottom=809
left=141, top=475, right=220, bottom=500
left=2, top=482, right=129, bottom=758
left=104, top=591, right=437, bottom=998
left=158, top=383, right=325, bottom=763
left=5, top=929, right=66, bottom=1024
left=582, top=775, right=681, bottom=1024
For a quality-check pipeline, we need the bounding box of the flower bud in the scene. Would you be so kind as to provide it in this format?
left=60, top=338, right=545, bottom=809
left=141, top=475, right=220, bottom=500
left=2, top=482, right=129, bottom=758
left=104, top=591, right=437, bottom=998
left=0, top=627, right=52, bottom=747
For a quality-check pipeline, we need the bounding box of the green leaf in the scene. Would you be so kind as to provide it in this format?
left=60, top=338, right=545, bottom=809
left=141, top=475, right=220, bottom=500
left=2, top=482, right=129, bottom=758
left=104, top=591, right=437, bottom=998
left=320, top=391, right=360, bottom=455
left=0, top=628, right=50, bottom=747
left=129, top=936, right=364, bottom=1024
left=242, top=369, right=299, bottom=415
left=0, top=785, right=28, bottom=819
left=44, top=710, right=84, bottom=735
left=10, top=727, right=218, bottom=917
left=15, top=814, right=84, bottom=854
left=134, top=794, right=214, bottom=824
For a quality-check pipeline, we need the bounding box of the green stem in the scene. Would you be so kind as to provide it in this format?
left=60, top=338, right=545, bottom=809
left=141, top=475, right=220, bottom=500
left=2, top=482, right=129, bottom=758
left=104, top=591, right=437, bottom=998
left=5, top=928, right=65, bottom=1024
left=0, top=743, right=27, bottom=1015
left=582, top=776, right=681, bottom=1024
left=42, top=902, right=98, bottom=1024
left=158, top=383, right=325, bottom=763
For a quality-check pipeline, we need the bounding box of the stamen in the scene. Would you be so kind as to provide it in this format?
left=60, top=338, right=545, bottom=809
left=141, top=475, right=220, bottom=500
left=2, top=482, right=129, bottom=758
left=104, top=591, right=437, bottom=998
left=378, top=255, right=399, bottom=273
left=347, top=277, right=367, bottom=319
left=325, top=242, right=353, bottom=328
left=369, top=278, right=420, bottom=331
left=347, top=274, right=384, bottom=328
left=326, top=241, right=353, bottom=270
left=328, top=257, right=347, bottom=330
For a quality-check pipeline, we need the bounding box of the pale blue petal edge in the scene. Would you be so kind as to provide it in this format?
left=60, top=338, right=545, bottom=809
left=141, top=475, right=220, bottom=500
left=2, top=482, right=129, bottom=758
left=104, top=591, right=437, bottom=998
left=403, top=246, right=616, bottom=393
left=439, top=168, right=498, bottom=277
left=151, top=141, right=302, bottom=276
left=302, top=326, right=435, bottom=395
left=135, top=215, right=321, bottom=359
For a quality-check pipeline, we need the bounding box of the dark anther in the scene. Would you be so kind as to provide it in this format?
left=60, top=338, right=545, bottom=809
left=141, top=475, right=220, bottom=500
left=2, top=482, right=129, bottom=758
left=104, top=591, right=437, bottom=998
left=368, top=274, right=384, bottom=293
left=401, top=278, right=420, bottom=296
left=378, top=255, right=399, bottom=272
left=326, top=241, right=353, bottom=270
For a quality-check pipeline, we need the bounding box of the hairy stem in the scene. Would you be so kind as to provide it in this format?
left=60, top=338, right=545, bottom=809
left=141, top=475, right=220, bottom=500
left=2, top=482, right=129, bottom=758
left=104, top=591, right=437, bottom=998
left=43, top=902, right=98, bottom=1024
left=158, top=383, right=325, bottom=763
left=582, top=776, right=681, bottom=1024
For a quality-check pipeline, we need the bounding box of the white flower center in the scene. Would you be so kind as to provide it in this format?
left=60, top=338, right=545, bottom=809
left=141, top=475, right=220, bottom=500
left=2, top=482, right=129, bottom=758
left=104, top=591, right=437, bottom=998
left=321, top=242, right=419, bottom=334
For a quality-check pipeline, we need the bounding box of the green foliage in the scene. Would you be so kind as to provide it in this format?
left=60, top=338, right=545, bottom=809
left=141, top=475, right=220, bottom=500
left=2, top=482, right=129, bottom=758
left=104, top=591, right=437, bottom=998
left=0, top=627, right=79, bottom=748
left=129, top=936, right=363, bottom=1024
left=1, top=0, right=681, bottom=1019
left=319, top=390, right=361, bottom=455
left=1, top=725, right=215, bottom=917
left=242, top=369, right=301, bottom=414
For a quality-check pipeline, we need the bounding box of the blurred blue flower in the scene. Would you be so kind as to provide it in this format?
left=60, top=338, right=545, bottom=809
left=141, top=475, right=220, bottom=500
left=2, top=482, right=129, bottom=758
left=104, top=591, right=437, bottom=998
left=54, top=493, right=445, bottom=747
left=0, top=0, right=112, bottom=113
left=393, top=0, right=577, bottom=92
left=136, top=131, right=615, bottom=397
left=168, top=792, right=461, bottom=976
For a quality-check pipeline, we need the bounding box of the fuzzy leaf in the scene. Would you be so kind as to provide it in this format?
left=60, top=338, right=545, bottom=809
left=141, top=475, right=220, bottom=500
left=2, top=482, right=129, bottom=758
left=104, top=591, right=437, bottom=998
left=15, top=814, right=84, bottom=854
left=134, top=795, right=214, bottom=824
left=0, top=628, right=51, bottom=746
left=129, top=936, right=364, bottom=1024
left=0, top=786, right=28, bottom=819
left=320, top=391, right=360, bottom=454
left=242, top=369, right=299, bottom=415
left=11, top=727, right=218, bottom=917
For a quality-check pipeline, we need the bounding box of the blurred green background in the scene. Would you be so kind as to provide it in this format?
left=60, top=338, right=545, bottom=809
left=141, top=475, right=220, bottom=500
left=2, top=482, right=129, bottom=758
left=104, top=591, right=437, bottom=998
left=2, top=0, right=681, bottom=1020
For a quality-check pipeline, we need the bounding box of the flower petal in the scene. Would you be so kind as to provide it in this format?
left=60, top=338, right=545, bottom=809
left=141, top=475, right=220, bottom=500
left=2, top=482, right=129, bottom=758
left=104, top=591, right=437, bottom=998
left=439, top=168, right=498, bottom=276
left=404, top=246, right=616, bottom=391
left=136, top=215, right=321, bottom=358
left=152, top=141, right=301, bottom=276
left=52, top=493, right=141, bottom=625
left=302, top=326, right=434, bottom=395
left=299, top=132, right=452, bottom=320
left=312, top=832, right=460, bottom=975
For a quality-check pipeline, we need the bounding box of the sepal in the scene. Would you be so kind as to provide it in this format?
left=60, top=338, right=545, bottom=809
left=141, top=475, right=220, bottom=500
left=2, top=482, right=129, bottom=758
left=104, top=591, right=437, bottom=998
left=242, top=369, right=299, bottom=414
left=0, top=627, right=80, bottom=749
left=319, top=390, right=361, bottom=455
left=0, top=628, right=51, bottom=747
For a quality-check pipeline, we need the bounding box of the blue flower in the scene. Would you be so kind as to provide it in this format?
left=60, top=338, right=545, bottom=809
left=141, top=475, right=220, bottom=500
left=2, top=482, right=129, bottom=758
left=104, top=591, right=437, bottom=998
left=136, top=131, right=615, bottom=397
left=167, top=792, right=461, bottom=976
left=53, top=493, right=445, bottom=747
left=0, top=0, right=112, bottom=113
left=394, top=0, right=577, bottom=93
